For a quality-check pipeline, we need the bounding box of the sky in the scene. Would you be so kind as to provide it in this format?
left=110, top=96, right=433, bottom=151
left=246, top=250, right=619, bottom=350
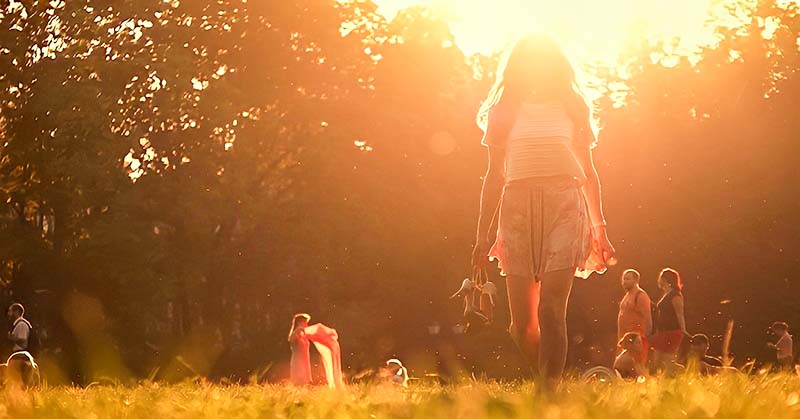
left=371, top=0, right=723, bottom=64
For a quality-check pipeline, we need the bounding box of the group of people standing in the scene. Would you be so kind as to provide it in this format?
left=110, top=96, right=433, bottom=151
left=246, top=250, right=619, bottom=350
left=614, top=268, right=794, bottom=378
left=287, top=313, right=344, bottom=388
left=615, top=268, right=688, bottom=376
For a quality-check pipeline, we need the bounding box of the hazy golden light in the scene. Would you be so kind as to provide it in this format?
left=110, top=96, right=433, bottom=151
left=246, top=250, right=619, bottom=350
left=373, top=0, right=720, bottom=65
left=429, top=131, right=456, bottom=155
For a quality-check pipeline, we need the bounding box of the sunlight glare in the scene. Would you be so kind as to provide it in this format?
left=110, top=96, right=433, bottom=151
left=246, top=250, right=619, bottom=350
left=373, top=0, right=718, bottom=66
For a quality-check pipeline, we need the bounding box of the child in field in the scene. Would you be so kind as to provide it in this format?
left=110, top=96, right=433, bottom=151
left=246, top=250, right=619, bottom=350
left=288, top=314, right=312, bottom=385
left=381, top=359, right=409, bottom=387
left=288, top=313, right=344, bottom=388
left=614, top=332, right=647, bottom=379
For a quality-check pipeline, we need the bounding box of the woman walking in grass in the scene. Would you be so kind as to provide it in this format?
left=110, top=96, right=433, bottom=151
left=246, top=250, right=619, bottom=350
left=471, top=34, right=615, bottom=390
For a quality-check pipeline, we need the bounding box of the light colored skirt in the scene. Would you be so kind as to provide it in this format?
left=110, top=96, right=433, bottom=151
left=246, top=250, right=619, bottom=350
left=488, top=176, right=605, bottom=280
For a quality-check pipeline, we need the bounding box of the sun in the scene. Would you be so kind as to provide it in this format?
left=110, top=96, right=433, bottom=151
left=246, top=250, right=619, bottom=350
left=372, top=0, right=717, bottom=65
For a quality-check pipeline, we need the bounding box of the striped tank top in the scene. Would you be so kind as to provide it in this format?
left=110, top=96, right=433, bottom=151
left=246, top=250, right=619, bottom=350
left=504, top=102, right=586, bottom=182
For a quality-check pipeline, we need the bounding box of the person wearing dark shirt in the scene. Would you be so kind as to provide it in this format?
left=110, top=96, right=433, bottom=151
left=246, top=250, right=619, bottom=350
left=650, top=268, right=688, bottom=375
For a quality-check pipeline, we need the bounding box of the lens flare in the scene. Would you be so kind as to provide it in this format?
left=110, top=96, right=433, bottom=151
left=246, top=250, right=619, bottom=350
left=373, top=0, right=718, bottom=65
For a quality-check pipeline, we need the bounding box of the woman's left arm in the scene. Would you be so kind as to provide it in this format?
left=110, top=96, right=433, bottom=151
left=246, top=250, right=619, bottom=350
left=672, top=296, right=689, bottom=336
left=574, top=145, right=615, bottom=263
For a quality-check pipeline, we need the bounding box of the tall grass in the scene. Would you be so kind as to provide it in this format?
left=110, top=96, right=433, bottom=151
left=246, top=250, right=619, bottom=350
left=1, top=374, right=799, bottom=418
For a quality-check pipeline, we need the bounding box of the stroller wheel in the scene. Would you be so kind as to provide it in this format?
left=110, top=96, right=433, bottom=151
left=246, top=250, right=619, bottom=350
left=581, top=366, right=620, bottom=383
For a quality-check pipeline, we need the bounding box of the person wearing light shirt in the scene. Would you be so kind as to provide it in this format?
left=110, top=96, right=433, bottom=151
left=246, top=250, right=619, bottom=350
left=768, top=321, right=793, bottom=370
left=7, top=303, right=31, bottom=352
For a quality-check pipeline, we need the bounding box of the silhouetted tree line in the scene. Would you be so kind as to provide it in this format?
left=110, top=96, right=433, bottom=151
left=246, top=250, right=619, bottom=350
left=0, top=0, right=797, bottom=383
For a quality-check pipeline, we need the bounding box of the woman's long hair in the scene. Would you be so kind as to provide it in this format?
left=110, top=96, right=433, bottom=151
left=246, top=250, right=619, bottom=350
left=288, top=313, right=311, bottom=342
left=659, top=268, right=683, bottom=292
left=476, top=34, right=595, bottom=146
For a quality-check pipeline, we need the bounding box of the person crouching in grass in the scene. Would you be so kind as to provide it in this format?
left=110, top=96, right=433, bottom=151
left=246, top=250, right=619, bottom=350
left=680, top=334, right=737, bottom=375
left=614, top=332, right=647, bottom=379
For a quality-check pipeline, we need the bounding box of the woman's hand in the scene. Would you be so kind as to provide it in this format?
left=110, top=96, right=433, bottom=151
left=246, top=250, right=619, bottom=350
left=471, top=239, right=491, bottom=269
left=592, top=226, right=616, bottom=267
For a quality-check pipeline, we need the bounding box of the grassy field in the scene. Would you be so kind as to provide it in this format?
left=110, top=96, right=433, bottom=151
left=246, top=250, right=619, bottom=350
left=1, top=374, right=800, bottom=418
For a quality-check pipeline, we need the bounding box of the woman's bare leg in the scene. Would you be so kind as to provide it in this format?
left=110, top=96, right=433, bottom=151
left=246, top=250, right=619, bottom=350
left=506, top=275, right=541, bottom=374
left=538, top=268, right=574, bottom=389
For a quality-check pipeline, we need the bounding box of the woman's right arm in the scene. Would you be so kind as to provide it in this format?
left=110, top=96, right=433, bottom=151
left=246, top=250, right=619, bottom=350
left=472, top=147, right=505, bottom=268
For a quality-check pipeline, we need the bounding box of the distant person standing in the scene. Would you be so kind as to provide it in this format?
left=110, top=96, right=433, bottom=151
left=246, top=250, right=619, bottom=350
left=651, top=268, right=688, bottom=375
left=767, top=321, right=793, bottom=370
left=617, top=269, right=652, bottom=363
left=7, top=303, right=31, bottom=352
